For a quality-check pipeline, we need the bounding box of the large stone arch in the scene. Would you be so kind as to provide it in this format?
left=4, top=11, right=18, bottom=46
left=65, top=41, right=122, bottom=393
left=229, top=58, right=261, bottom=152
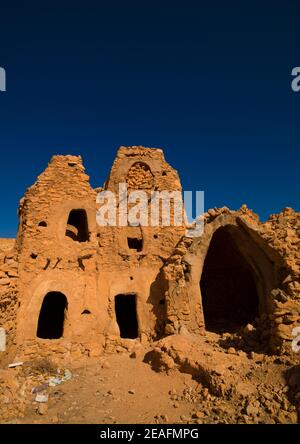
left=164, top=214, right=285, bottom=336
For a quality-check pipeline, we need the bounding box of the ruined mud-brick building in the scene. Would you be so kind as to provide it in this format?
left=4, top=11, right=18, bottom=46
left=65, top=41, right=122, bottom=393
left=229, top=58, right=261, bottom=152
left=0, top=146, right=299, bottom=364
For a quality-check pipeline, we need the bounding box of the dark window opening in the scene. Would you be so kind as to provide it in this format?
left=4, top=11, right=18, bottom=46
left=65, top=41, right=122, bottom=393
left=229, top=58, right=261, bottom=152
left=38, top=221, right=47, bottom=227
left=31, top=253, right=38, bottom=259
left=37, top=292, right=68, bottom=339
left=200, top=227, right=259, bottom=334
left=115, top=294, right=138, bottom=339
left=127, top=237, right=143, bottom=252
left=162, top=171, right=167, bottom=176
left=81, top=309, right=91, bottom=315
left=66, top=209, right=89, bottom=242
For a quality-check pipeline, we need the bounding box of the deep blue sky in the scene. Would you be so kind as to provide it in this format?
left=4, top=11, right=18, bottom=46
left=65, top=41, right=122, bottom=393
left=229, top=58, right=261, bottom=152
left=0, top=1, right=299, bottom=237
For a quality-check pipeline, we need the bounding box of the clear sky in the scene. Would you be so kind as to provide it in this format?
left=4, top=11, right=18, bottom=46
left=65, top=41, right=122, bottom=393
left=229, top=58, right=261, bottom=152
left=0, top=1, right=299, bottom=237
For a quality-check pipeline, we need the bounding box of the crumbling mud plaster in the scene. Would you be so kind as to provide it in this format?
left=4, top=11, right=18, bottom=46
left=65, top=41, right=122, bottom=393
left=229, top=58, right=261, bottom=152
left=163, top=206, right=300, bottom=352
left=0, top=147, right=299, bottom=364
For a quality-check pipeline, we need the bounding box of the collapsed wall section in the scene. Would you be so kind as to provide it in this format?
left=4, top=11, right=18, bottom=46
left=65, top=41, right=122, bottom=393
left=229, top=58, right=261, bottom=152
left=162, top=205, right=300, bottom=353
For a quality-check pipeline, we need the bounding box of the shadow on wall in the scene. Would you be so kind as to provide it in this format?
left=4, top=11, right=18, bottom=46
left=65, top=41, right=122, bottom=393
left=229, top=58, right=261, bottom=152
left=200, top=226, right=260, bottom=333
left=148, top=270, right=167, bottom=340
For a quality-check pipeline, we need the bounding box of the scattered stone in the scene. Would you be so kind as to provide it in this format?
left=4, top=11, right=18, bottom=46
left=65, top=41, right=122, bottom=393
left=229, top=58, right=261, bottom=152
left=235, top=382, right=256, bottom=398
left=192, top=411, right=205, bottom=419
left=227, top=347, right=236, bottom=355
left=245, top=400, right=260, bottom=417
left=101, top=361, right=111, bottom=369
left=244, top=324, right=255, bottom=334
left=180, top=415, right=189, bottom=421
left=37, top=403, right=48, bottom=415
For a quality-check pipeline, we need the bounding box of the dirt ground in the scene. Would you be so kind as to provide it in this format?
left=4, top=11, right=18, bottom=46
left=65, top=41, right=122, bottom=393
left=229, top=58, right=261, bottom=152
left=20, top=355, right=198, bottom=424
left=1, top=330, right=300, bottom=425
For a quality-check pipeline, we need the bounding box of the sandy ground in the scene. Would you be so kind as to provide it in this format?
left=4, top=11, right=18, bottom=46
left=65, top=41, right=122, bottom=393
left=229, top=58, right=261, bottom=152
left=2, top=331, right=298, bottom=425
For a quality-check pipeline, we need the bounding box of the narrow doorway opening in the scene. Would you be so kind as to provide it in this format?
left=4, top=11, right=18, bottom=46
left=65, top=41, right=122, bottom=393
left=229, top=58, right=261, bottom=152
left=115, top=294, right=139, bottom=339
left=37, top=292, right=68, bottom=339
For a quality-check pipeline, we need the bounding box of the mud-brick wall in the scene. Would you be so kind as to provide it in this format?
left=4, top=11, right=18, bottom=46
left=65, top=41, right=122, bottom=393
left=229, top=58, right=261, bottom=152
left=0, top=246, right=19, bottom=359
left=259, top=208, right=300, bottom=349
left=14, top=155, right=99, bottom=353
left=162, top=206, right=300, bottom=353
left=163, top=236, right=197, bottom=335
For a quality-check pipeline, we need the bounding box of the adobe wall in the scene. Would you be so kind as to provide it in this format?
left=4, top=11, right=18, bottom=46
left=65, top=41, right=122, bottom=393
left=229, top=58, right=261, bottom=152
left=0, top=242, right=18, bottom=357
left=14, top=155, right=98, bottom=361
left=162, top=206, right=300, bottom=352
left=96, top=146, right=185, bottom=348
left=0, top=239, right=15, bottom=252
left=0, top=146, right=299, bottom=364
left=4, top=147, right=185, bottom=363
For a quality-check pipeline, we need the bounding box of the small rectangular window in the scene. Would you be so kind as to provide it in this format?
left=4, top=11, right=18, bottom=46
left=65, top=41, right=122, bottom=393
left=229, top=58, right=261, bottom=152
left=127, top=237, right=143, bottom=252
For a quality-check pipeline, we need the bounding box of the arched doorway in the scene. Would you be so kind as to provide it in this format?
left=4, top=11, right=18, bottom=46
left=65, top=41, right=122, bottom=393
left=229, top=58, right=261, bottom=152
left=36, top=292, right=68, bottom=339
left=200, top=226, right=259, bottom=333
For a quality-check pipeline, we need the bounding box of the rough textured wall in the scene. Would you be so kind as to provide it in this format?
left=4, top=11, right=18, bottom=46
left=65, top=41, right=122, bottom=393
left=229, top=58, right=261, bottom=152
left=15, top=155, right=98, bottom=361
left=100, top=145, right=185, bottom=267
left=0, top=147, right=299, bottom=364
left=3, top=146, right=187, bottom=362
left=258, top=207, right=300, bottom=348
left=96, top=146, right=185, bottom=344
left=0, top=243, right=18, bottom=362
left=163, top=205, right=300, bottom=352
left=0, top=239, right=15, bottom=252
